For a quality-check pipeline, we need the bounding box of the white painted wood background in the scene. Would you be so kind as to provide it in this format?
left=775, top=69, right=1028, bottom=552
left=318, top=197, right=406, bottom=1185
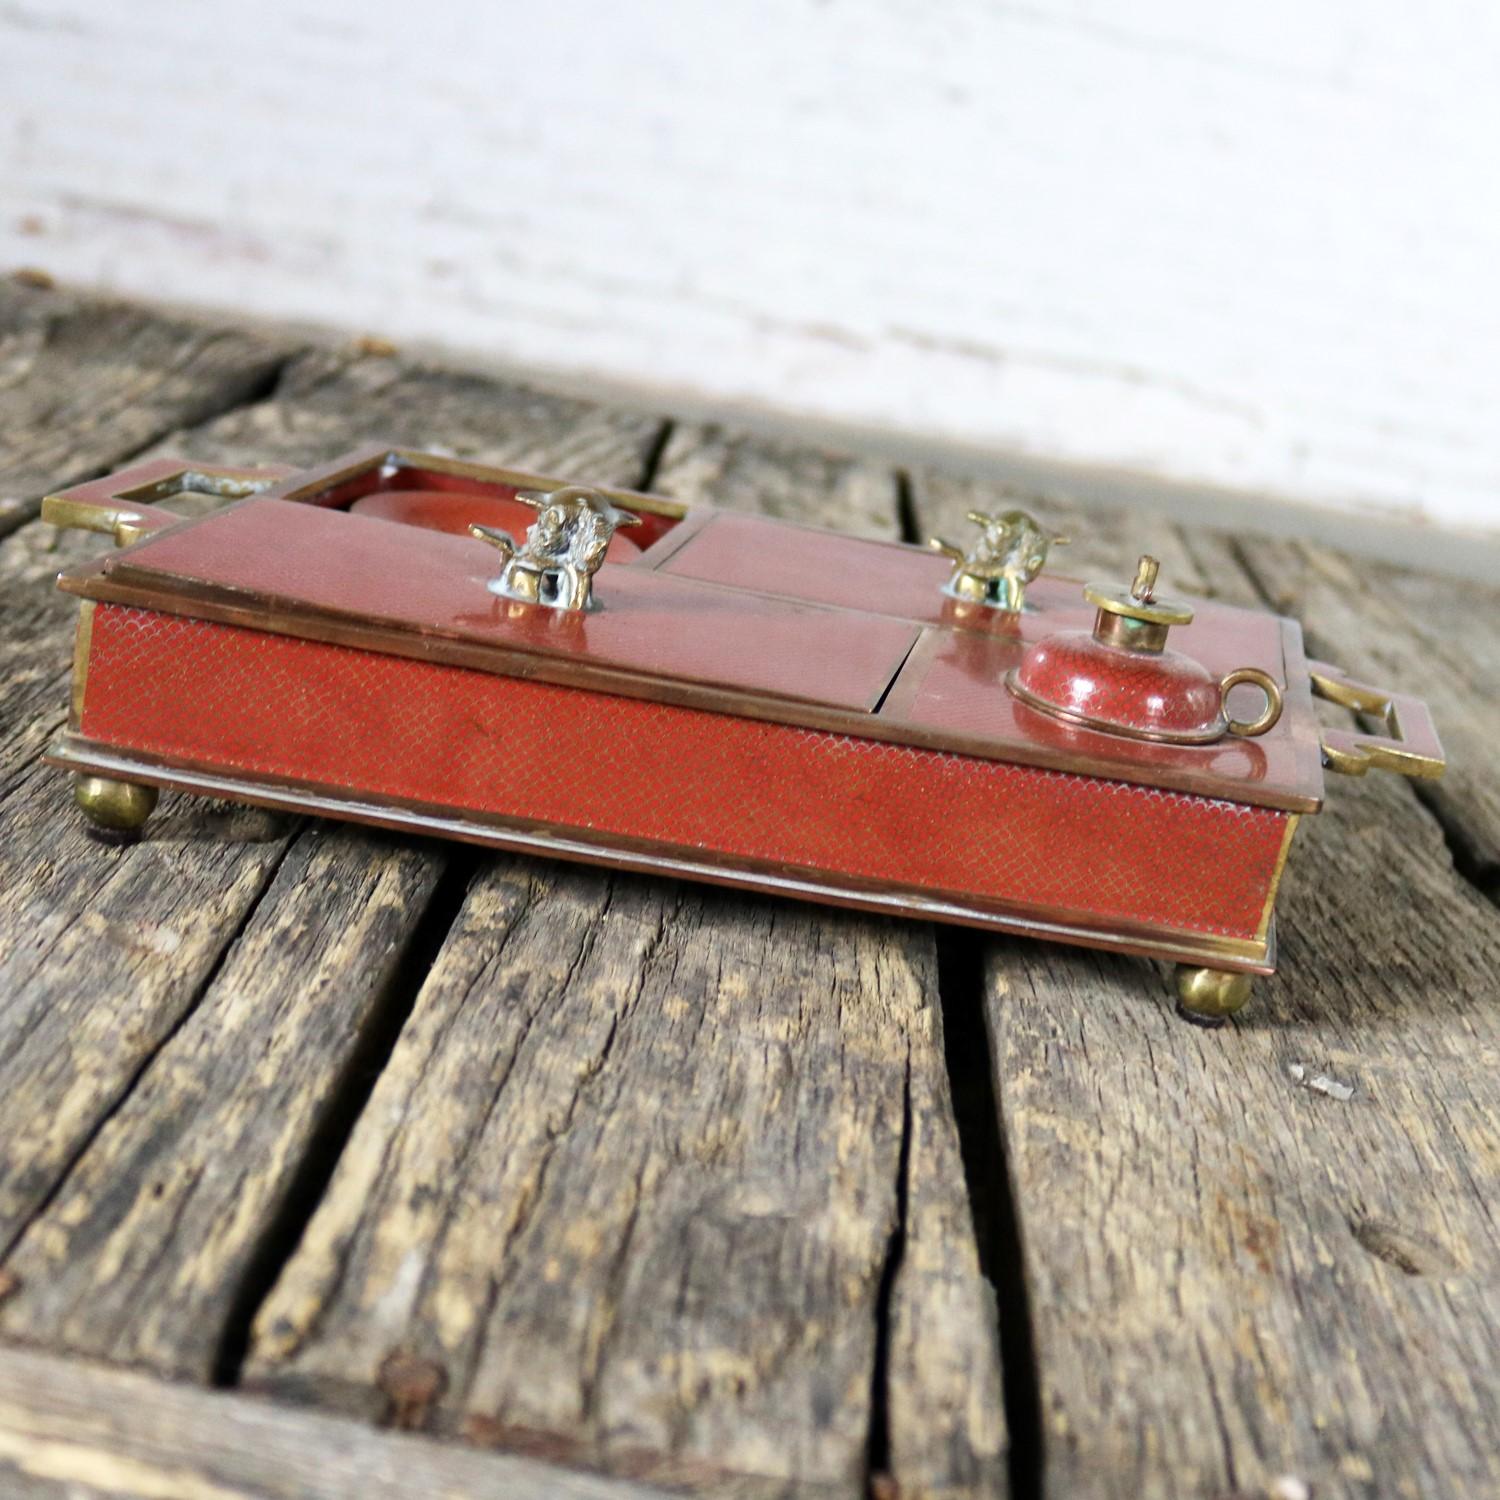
left=3, top=0, right=1499, bottom=534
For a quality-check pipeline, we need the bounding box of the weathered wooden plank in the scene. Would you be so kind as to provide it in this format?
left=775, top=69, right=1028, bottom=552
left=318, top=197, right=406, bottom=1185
left=994, top=780, right=1500, bottom=1499
left=244, top=443, right=1006, bottom=1498
left=0, top=1344, right=674, bottom=1500
left=654, top=423, right=901, bottom=536
left=963, top=514, right=1500, bottom=1498
left=143, top=341, right=668, bottom=483
left=0, top=825, right=445, bottom=1381
left=247, top=869, right=1002, bottom=1499
left=246, top=870, right=906, bottom=1488
left=0, top=280, right=298, bottom=536
left=0, top=339, right=668, bottom=1380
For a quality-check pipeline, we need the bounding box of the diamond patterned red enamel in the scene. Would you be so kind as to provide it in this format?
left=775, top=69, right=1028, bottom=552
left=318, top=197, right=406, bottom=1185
left=80, top=605, right=1290, bottom=940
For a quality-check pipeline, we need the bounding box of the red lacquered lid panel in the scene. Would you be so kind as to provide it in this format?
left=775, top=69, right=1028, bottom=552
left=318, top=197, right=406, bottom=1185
left=101, top=499, right=921, bottom=714
left=658, top=511, right=1151, bottom=644
left=661, top=512, right=958, bottom=623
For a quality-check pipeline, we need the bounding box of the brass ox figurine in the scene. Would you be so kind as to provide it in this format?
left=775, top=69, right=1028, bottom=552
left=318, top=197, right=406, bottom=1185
left=929, top=508, right=1068, bottom=613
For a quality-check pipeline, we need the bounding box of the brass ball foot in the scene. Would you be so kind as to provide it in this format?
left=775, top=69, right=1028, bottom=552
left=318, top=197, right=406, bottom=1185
left=1174, top=965, right=1253, bottom=1026
left=74, top=774, right=158, bottom=841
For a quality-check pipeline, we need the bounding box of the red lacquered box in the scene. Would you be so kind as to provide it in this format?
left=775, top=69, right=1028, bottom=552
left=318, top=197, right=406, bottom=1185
left=42, top=446, right=1444, bottom=1023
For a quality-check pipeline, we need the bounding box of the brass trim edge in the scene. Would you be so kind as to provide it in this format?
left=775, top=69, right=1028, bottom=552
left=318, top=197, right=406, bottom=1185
left=69, top=600, right=95, bottom=730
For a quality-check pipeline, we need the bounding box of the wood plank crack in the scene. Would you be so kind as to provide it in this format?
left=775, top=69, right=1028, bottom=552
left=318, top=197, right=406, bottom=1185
left=864, top=1045, right=911, bottom=1497
left=209, top=846, right=483, bottom=1387
left=936, top=930, right=1042, bottom=1500
left=636, top=418, right=676, bottom=492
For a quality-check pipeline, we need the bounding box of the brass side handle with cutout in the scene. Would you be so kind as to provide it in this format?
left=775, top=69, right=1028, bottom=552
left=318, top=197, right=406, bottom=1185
left=42, top=495, right=184, bottom=548
left=42, top=461, right=294, bottom=547
left=1309, top=660, right=1446, bottom=780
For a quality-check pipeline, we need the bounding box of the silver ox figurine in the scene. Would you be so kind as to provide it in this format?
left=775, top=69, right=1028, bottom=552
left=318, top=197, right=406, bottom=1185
left=470, top=485, right=641, bottom=612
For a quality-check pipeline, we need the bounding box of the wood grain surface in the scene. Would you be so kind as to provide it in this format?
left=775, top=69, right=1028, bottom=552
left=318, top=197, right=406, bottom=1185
left=653, top=423, right=901, bottom=539
left=0, top=825, right=446, bottom=1379
left=0, top=282, right=1496, bottom=1500
left=0, top=1344, right=676, bottom=1500
left=987, top=755, right=1500, bottom=1500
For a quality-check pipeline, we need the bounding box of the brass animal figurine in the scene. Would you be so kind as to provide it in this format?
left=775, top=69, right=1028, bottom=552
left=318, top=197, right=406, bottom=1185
left=929, top=507, right=1069, bottom=612
left=471, top=485, right=640, bottom=611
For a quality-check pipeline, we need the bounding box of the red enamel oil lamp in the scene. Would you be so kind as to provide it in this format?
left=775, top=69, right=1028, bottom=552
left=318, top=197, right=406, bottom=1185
left=1008, top=555, right=1284, bottom=745
left=41, top=446, right=1445, bottom=1024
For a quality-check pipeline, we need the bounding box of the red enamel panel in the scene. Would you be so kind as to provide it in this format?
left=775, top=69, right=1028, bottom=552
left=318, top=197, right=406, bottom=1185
left=81, top=605, right=1289, bottom=940
left=659, top=510, right=1099, bottom=629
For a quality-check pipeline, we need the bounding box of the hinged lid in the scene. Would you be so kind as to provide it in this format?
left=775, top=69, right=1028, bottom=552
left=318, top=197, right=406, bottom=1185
left=78, top=498, right=923, bottom=715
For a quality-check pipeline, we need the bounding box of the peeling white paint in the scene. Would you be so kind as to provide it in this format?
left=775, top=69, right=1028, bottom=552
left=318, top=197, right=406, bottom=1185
left=3, top=0, right=1499, bottom=533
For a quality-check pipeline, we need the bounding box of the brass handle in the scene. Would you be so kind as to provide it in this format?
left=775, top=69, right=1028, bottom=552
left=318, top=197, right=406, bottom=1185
left=1309, top=661, right=1446, bottom=780
left=1220, top=668, right=1283, bottom=738
left=41, top=461, right=290, bottom=548
left=42, top=495, right=183, bottom=548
